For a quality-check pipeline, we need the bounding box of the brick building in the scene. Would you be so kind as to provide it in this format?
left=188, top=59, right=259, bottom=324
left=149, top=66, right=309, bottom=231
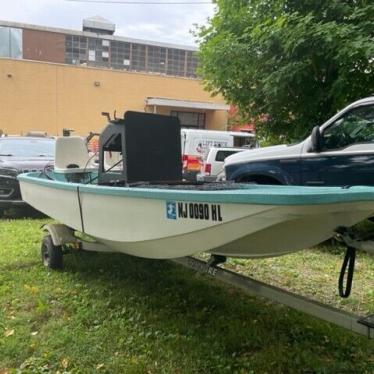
left=0, top=17, right=229, bottom=135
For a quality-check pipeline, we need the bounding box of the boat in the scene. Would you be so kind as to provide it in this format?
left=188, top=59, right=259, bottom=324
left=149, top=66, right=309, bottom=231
left=18, top=171, right=374, bottom=259
left=18, top=111, right=374, bottom=260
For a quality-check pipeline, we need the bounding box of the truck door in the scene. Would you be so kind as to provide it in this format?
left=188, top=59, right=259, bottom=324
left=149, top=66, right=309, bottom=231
left=301, top=104, right=374, bottom=186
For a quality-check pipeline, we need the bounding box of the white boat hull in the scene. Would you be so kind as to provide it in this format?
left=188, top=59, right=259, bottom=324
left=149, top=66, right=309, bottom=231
left=19, top=177, right=374, bottom=259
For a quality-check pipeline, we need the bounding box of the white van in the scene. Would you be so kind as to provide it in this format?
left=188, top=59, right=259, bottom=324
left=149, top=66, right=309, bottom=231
left=181, top=128, right=256, bottom=179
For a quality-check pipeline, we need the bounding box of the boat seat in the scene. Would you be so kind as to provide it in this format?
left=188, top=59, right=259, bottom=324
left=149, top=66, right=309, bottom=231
left=54, top=136, right=94, bottom=173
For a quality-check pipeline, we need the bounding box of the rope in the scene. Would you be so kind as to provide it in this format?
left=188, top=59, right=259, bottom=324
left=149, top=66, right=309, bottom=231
left=338, top=246, right=356, bottom=298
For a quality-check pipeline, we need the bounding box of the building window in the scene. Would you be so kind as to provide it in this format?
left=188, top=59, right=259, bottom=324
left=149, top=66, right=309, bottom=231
left=186, top=51, right=198, bottom=78
left=167, top=48, right=186, bottom=76
left=132, top=44, right=146, bottom=71
left=87, top=37, right=110, bottom=67
left=88, top=49, right=95, bottom=61
left=171, top=111, right=206, bottom=128
left=111, top=40, right=131, bottom=70
left=63, top=34, right=199, bottom=77
left=147, top=46, right=166, bottom=74
left=65, top=35, right=87, bottom=64
left=0, top=27, right=22, bottom=59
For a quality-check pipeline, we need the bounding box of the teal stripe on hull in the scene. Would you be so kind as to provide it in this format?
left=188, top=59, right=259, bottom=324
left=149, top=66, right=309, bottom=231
left=18, top=172, right=374, bottom=206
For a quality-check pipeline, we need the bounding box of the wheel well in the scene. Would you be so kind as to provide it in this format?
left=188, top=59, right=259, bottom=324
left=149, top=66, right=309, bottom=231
left=236, top=174, right=283, bottom=185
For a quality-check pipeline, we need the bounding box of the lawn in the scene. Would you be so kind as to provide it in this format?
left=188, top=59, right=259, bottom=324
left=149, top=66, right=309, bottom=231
left=0, top=218, right=373, bottom=373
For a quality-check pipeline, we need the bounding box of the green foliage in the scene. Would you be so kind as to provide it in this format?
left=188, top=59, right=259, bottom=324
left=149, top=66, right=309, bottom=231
left=197, top=0, right=374, bottom=142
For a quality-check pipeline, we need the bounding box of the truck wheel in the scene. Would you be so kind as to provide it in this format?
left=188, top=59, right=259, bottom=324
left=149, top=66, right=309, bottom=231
left=41, top=235, right=63, bottom=269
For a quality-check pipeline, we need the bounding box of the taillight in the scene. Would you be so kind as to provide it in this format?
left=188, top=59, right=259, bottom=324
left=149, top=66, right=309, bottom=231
left=182, top=155, right=188, bottom=170
left=204, top=163, right=212, bottom=175
left=182, top=155, right=201, bottom=171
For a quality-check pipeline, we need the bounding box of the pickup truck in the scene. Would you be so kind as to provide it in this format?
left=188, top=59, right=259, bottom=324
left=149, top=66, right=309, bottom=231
left=225, top=97, right=374, bottom=186
left=181, top=128, right=256, bottom=180
left=197, top=146, right=247, bottom=182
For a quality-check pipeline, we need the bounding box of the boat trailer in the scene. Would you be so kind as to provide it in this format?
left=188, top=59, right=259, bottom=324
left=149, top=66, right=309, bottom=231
left=41, top=223, right=374, bottom=340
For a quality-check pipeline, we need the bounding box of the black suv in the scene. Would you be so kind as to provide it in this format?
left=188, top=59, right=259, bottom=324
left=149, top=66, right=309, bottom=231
left=0, top=137, right=55, bottom=214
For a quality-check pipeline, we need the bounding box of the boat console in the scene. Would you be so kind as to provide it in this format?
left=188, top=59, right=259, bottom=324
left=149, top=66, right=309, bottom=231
left=98, top=111, right=182, bottom=186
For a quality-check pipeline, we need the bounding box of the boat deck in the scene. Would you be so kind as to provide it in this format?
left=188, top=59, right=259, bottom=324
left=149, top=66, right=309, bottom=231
left=129, top=181, right=249, bottom=190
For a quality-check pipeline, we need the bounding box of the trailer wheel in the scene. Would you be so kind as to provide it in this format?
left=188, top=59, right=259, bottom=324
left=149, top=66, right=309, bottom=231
left=41, top=235, right=63, bottom=269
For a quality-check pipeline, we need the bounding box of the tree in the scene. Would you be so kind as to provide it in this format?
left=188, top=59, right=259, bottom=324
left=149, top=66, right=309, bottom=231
left=197, top=0, right=374, bottom=142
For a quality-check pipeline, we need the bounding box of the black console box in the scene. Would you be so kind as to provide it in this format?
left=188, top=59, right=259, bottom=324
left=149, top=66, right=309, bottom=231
left=98, top=111, right=182, bottom=185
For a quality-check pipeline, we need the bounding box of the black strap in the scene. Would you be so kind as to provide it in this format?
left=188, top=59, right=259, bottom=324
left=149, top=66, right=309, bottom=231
left=338, top=246, right=356, bottom=298
left=77, top=186, right=85, bottom=233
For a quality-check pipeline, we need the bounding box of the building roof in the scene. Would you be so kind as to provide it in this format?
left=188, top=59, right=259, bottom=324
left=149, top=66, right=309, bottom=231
left=84, top=15, right=114, bottom=24
left=82, top=16, right=115, bottom=34
left=0, top=19, right=198, bottom=51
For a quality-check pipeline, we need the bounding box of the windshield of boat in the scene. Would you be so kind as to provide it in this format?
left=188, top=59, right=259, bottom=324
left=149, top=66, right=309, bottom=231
left=0, top=138, right=55, bottom=157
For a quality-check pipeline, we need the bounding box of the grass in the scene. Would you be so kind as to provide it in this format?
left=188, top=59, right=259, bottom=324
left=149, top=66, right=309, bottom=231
left=0, top=218, right=373, bottom=373
left=198, top=242, right=374, bottom=316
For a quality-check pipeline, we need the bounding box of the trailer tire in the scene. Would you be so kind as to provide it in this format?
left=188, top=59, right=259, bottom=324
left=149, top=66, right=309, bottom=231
left=41, top=235, right=63, bottom=269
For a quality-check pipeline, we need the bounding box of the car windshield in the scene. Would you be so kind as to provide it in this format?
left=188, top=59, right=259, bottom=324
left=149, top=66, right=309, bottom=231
left=0, top=139, right=55, bottom=157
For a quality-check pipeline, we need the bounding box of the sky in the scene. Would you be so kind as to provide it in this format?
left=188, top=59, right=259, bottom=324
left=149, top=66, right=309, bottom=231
left=1, top=0, right=216, bottom=47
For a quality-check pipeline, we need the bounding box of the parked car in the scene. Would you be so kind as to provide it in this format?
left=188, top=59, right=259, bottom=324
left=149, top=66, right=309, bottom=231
left=197, top=147, right=248, bottom=182
left=224, top=97, right=374, bottom=186
left=181, top=128, right=256, bottom=180
left=0, top=136, right=55, bottom=214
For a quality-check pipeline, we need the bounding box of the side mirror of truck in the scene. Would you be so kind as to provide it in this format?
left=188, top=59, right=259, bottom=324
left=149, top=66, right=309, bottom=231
left=309, top=126, right=321, bottom=153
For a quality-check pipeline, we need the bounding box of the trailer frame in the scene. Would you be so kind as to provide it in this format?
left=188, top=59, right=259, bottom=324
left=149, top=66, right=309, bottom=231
left=42, top=223, right=374, bottom=340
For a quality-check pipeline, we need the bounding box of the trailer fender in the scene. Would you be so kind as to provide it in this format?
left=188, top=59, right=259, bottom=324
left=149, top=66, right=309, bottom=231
left=41, top=224, right=76, bottom=246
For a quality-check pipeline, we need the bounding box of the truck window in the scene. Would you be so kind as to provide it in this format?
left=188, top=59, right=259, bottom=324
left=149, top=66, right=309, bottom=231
left=234, top=136, right=246, bottom=147
left=321, top=105, right=374, bottom=151
left=233, top=135, right=256, bottom=148
left=215, top=150, right=240, bottom=162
